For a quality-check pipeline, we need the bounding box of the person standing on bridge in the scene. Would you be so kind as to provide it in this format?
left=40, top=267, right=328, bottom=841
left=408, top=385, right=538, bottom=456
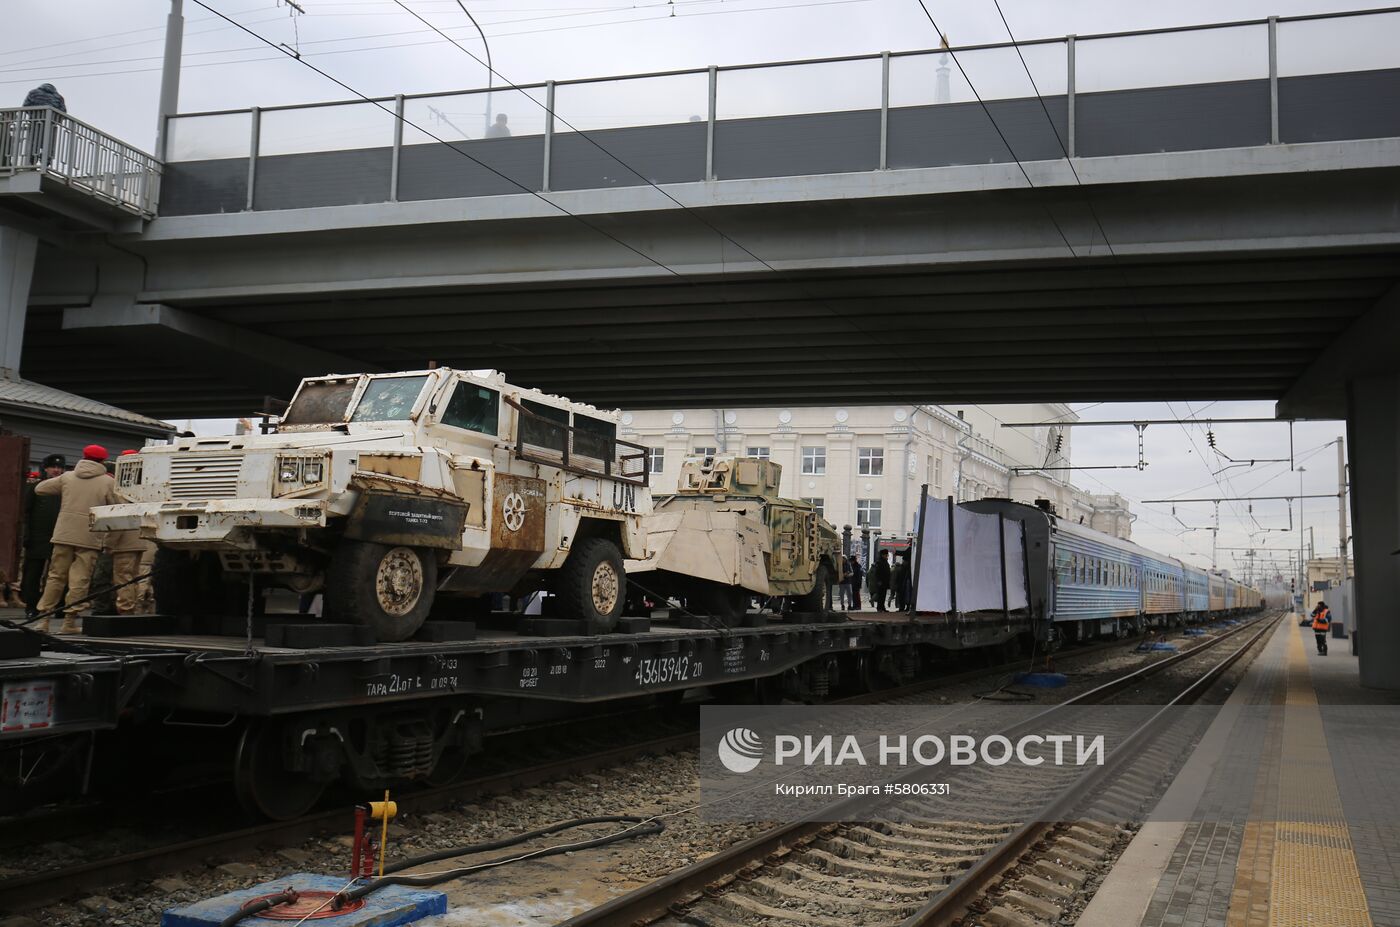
left=19, top=83, right=66, bottom=166
left=485, top=113, right=511, bottom=138
left=22, top=83, right=66, bottom=112
left=34, top=445, right=116, bottom=634
left=1311, top=601, right=1331, bottom=655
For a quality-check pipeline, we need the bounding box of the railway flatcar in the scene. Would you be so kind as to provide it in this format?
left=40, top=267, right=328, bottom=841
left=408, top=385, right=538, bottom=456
left=963, top=499, right=1262, bottom=644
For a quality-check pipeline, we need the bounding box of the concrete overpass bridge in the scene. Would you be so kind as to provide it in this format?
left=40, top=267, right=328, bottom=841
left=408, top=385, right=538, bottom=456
left=0, top=6, right=1393, bottom=420
left=5, top=6, right=1400, bottom=688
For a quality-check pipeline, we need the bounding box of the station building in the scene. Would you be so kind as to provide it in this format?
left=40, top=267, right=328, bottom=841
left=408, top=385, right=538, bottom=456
left=620, top=403, right=1132, bottom=542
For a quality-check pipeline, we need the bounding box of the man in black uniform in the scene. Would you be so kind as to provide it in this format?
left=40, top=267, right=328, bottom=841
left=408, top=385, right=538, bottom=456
left=871, top=549, right=892, bottom=612
left=22, top=454, right=65, bottom=619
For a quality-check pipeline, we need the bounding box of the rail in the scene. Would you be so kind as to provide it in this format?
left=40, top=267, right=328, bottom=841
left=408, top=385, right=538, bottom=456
left=556, top=611, right=1278, bottom=927
left=0, top=107, right=161, bottom=218
left=157, top=7, right=1400, bottom=216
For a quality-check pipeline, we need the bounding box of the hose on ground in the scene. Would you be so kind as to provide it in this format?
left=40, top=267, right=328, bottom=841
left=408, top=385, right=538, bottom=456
left=219, top=888, right=299, bottom=927
left=338, top=814, right=665, bottom=904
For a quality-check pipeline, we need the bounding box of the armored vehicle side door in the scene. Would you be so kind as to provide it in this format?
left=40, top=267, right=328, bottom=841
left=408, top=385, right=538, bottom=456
left=767, top=502, right=814, bottom=584
left=432, top=379, right=504, bottom=536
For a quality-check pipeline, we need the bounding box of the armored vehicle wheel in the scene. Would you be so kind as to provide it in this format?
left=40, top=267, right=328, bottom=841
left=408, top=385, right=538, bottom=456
left=693, top=581, right=748, bottom=626
left=233, top=720, right=325, bottom=820
left=557, top=537, right=624, bottom=634
left=791, top=562, right=832, bottom=613
left=325, top=541, right=436, bottom=642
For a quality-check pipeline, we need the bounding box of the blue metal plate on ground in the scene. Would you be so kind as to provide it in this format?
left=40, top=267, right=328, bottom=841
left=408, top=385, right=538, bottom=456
left=1012, top=671, right=1068, bottom=688
left=161, top=873, right=446, bottom=927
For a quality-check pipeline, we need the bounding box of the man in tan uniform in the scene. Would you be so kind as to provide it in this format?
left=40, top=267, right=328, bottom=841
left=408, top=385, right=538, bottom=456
left=35, top=444, right=117, bottom=633
left=110, top=449, right=154, bottom=614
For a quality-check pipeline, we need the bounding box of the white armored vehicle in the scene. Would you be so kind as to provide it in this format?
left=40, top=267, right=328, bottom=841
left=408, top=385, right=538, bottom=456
left=94, top=369, right=651, bottom=640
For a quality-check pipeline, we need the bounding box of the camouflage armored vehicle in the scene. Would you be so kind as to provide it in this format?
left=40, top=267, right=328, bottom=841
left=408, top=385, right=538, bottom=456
left=629, top=454, right=846, bottom=622
left=93, top=369, right=651, bottom=640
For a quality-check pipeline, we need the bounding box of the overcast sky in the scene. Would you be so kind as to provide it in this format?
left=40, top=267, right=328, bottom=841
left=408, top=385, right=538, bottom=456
left=1034, top=402, right=1346, bottom=584
left=11, top=0, right=1368, bottom=574
left=8, top=0, right=1390, bottom=151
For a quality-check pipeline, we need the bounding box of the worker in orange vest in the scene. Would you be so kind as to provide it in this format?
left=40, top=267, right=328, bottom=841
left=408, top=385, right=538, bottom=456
left=1311, top=601, right=1331, bottom=655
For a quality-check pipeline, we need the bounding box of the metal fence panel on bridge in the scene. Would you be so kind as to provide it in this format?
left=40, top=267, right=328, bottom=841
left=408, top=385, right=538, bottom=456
left=154, top=8, right=1400, bottom=218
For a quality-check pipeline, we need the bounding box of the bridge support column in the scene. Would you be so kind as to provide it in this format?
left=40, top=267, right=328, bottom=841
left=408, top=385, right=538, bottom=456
left=0, top=226, right=38, bottom=379
left=1347, top=374, right=1400, bottom=690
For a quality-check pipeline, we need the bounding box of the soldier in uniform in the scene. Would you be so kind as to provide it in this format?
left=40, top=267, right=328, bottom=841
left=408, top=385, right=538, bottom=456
left=21, top=454, right=65, bottom=619
left=34, top=445, right=117, bottom=633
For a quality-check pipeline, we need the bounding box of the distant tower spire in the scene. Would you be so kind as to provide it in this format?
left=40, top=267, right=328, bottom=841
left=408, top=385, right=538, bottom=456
left=934, top=33, right=952, bottom=105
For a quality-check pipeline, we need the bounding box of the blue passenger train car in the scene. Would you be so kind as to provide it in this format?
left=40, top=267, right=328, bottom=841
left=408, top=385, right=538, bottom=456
left=963, top=499, right=1262, bottom=643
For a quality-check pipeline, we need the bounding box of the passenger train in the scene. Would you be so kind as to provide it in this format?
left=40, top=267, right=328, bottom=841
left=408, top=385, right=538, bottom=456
left=963, top=499, right=1264, bottom=643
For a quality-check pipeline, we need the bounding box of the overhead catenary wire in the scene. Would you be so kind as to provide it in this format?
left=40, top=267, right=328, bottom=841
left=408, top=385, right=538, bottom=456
left=271, top=0, right=940, bottom=401
left=972, top=0, right=1302, bottom=569
left=907, top=0, right=1082, bottom=258
left=0, top=0, right=874, bottom=85
left=185, top=0, right=735, bottom=300
left=179, top=0, right=936, bottom=444
left=0, top=0, right=757, bottom=73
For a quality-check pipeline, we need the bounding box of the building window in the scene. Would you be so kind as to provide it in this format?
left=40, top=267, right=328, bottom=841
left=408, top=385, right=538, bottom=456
left=801, top=446, right=826, bottom=475
left=801, top=497, right=824, bottom=517
left=693, top=446, right=716, bottom=457
left=648, top=447, right=664, bottom=474
left=856, top=498, right=881, bottom=528
left=858, top=447, right=884, bottom=476
left=746, top=446, right=770, bottom=460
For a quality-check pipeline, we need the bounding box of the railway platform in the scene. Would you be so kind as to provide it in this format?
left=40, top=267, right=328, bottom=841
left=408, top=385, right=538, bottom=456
left=1080, top=616, right=1400, bottom=927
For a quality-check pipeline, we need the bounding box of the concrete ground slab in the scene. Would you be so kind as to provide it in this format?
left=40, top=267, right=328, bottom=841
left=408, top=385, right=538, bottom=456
left=1080, top=617, right=1400, bottom=927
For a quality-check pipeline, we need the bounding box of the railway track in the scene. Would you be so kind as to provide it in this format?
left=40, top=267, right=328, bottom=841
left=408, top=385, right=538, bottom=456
left=555, top=612, right=1279, bottom=927
left=0, top=620, right=1240, bottom=916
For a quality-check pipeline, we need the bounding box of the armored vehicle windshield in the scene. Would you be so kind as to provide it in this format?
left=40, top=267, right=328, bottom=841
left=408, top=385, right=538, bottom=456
left=281, top=373, right=433, bottom=428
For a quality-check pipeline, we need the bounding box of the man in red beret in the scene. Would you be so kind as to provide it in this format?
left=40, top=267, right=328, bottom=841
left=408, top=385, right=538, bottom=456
left=34, top=444, right=117, bottom=633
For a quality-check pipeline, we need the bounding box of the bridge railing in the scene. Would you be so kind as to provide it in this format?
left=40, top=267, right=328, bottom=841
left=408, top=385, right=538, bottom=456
left=0, top=107, right=161, bottom=218
left=157, top=6, right=1400, bottom=217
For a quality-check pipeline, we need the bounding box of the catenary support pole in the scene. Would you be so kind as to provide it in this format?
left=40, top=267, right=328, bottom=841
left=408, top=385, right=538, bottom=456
left=155, top=0, right=185, bottom=162
left=1338, top=437, right=1349, bottom=586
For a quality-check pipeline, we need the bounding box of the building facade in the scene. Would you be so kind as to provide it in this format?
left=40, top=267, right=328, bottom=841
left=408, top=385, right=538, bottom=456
left=620, top=403, right=1132, bottom=544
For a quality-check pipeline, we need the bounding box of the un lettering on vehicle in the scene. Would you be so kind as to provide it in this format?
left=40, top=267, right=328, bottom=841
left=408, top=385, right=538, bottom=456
left=612, top=483, right=638, bottom=513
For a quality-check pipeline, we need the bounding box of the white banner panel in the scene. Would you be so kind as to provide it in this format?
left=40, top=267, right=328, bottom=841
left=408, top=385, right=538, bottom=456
left=955, top=506, right=1005, bottom=612
left=914, top=496, right=951, bottom=613
left=1004, top=520, right=1029, bottom=611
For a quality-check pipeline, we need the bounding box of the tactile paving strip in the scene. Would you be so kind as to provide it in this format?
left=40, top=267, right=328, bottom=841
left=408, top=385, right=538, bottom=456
left=1263, top=627, right=1372, bottom=927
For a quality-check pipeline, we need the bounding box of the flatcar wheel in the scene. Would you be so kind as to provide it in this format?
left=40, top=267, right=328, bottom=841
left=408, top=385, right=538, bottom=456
left=233, top=720, right=325, bottom=821
left=425, top=746, right=471, bottom=787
